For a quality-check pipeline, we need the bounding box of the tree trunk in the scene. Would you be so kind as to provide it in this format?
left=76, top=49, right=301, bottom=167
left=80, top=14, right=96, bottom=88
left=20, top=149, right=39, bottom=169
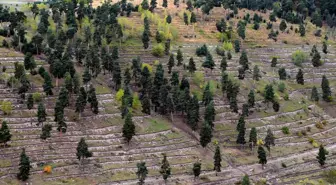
left=56, top=78, right=59, bottom=87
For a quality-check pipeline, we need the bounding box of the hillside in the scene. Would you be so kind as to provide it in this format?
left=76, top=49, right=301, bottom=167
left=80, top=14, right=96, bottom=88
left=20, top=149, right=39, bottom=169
left=0, top=0, right=336, bottom=184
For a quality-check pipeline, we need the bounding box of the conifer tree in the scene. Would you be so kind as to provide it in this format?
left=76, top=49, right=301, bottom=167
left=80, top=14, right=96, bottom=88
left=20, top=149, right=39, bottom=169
left=152, top=64, right=165, bottom=111
left=159, top=153, right=171, bottom=183
left=200, top=121, right=212, bottom=147
left=264, top=128, right=275, bottom=154
left=40, top=124, right=52, bottom=140
left=75, top=90, right=86, bottom=118
left=221, top=71, right=229, bottom=94
left=183, top=12, right=189, bottom=25
left=248, top=90, right=255, bottom=108
left=258, top=146, right=267, bottom=168
left=162, top=0, right=168, bottom=8
left=278, top=67, right=287, bottom=80
left=296, top=69, right=304, bottom=85
left=239, top=51, right=249, bottom=71
left=220, top=56, right=227, bottom=71
left=299, top=24, right=305, bottom=36
left=165, top=39, right=171, bottom=55
left=249, top=127, right=257, bottom=150
left=264, top=84, right=274, bottom=103
left=317, top=145, right=328, bottom=166
left=141, top=0, right=149, bottom=10
left=230, top=96, right=238, bottom=113
left=24, top=52, right=36, bottom=72
left=27, top=94, right=34, bottom=124
left=242, top=103, right=249, bottom=117
left=142, top=28, right=150, bottom=49
left=271, top=57, right=277, bottom=67
left=57, top=118, right=67, bottom=133
left=88, top=86, right=99, bottom=114
left=166, top=15, right=172, bottom=24
left=234, top=39, right=240, bottom=53
left=37, top=102, right=46, bottom=126
left=312, top=49, right=322, bottom=67
left=136, top=162, right=148, bottom=185
left=176, top=49, right=183, bottom=66
left=202, top=53, right=215, bottom=71
left=214, top=145, right=222, bottom=174
left=58, top=87, right=69, bottom=108
left=193, top=162, right=201, bottom=179
left=273, top=101, right=280, bottom=112
left=321, top=75, right=332, bottom=102
left=155, top=30, right=162, bottom=43
left=82, top=67, right=91, bottom=86
left=322, top=41, right=328, bottom=54
left=280, top=20, right=287, bottom=32
left=43, top=72, right=53, bottom=96
left=227, top=51, right=232, bottom=60
left=17, top=149, right=31, bottom=181
left=204, top=101, right=215, bottom=128
left=170, top=71, right=179, bottom=86
left=141, top=94, right=151, bottom=114
left=187, top=95, right=199, bottom=130
left=311, top=86, right=319, bottom=102
left=76, top=138, right=92, bottom=163
left=122, top=113, right=135, bottom=144
left=150, top=0, right=157, bottom=11
left=236, top=116, right=246, bottom=145
left=253, top=65, right=261, bottom=81
left=168, top=54, right=175, bottom=74
left=0, top=121, right=12, bottom=146
left=188, top=57, right=196, bottom=73
left=112, top=61, right=122, bottom=90
left=14, top=62, right=25, bottom=79
left=124, top=68, right=132, bottom=86
left=242, top=175, right=251, bottom=185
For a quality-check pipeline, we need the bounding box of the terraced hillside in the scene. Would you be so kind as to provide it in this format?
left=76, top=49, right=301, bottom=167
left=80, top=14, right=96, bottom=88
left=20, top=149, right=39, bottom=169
left=0, top=0, right=336, bottom=184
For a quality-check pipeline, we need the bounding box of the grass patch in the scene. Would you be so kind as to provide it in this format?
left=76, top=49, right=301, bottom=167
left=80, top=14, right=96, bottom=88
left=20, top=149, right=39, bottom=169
left=144, top=118, right=171, bottom=133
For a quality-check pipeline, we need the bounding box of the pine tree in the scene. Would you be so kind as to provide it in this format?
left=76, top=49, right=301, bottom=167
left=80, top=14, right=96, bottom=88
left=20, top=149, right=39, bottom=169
left=230, top=96, right=238, bottom=113
left=202, top=53, right=215, bottom=71
left=200, top=121, right=213, bottom=147
left=124, top=68, right=132, bottom=86
left=249, top=127, right=257, bottom=150
left=202, top=82, right=213, bottom=106
left=242, top=175, right=251, bottom=185
left=193, top=162, right=201, bottom=179
left=248, top=90, right=255, bottom=108
left=141, top=94, right=151, bottom=114
left=165, top=39, right=171, bottom=55
left=168, top=54, right=175, bottom=74
left=136, top=162, right=148, bottom=185
left=253, top=65, right=261, bottom=81
left=312, top=50, right=322, bottom=67
left=204, top=101, right=215, bottom=128
left=234, top=39, right=240, bottom=53
left=280, top=20, right=287, bottom=32
left=187, top=95, right=199, bottom=130
left=166, top=15, right=172, bottom=24
left=227, top=51, right=232, bottom=60
left=220, top=56, right=227, bottom=72
left=27, top=94, right=34, bottom=124
left=58, top=87, right=69, bottom=108
left=299, top=24, right=305, bottom=36
left=264, top=84, right=274, bottom=103
left=264, top=128, right=275, bottom=154
left=122, top=113, right=135, bottom=144
left=0, top=121, right=12, bottom=146
left=24, top=52, right=36, bottom=72
left=183, top=12, right=189, bottom=25
left=322, top=41, right=328, bottom=54
left=170, top=71, right=179, bottom=86
left=43, top=72, right=53, bottom=96
left=188, top=57, right=196, bottom=73
left=82, top=67, right=91, bottom=86
left=88, top=86, right=99, bottom=114
left=258, top=146, right=267, bottom=168
left=75, top=89, right=86, bottom=118
left=321, top=75, right=332, bottom=102
left=112, top=61, right=122, bottom=90
left=214, top=145, right=222, bottom=174
left=162, top=0, right=168, bottom=8
left=236, top=116, right=246, bottom=145
left=142, top=29, right=150, bottom=49
left=317, top=145, right=328, bottom=166
left=271, top=57, right=277, bottom=67
left=40, top=124, right=52, bottom=140
left=273, top=101, right=280, bottom=112
left=186, top=0, right=193, bottom=11
left=155, top=30, right=162, bottom=43
left=159, top=153, right=171, bottom=182
left=37, top=102, right=46, bottom=126
left=311, top=86, right=319, bottom=102
left=278, top=67, right=287, bottom=80
left=14, top=62, right=25, bottom=79
left=150, top=0, right=157, bottom=11
left=76, top=138, right=92, bottom=162
left=296, top=69, right=304, bottom=85
left=17, top=149, right=31, bottom=181
left=239, top=51, right=249, bottom=71
left=242, top=103, right=249, bottom=117
left=176, top=49, right=183, bottom=66
left=64, top=72, right=73, bottom=94
left=141, top=0, right=149, bottom=10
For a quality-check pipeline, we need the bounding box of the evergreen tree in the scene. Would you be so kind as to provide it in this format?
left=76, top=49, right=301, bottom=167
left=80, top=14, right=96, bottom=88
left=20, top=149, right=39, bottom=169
left=322, top=41, right=328, bottom=54
left=151, top=64, right=165, bottom=111
left=296, top=69, right=304, bottom=85
left=278, top=67, right=287, bottom=80
left=227, top=51, right=232, bottom=60
left=299, top=24, right=305, bottom=36
left=17, top=149, right=31, bottom=181
left=249, top=127, right=257, bottom=149
left=73, top=73, right=80, bottom=94
left=312, top=49, right=322, bottom=67
left=236, top=116, right=246, bottom=145
left=202, top=82, right=213, bottom=106
left=14, top=62, right=25, bottom=79
left=88, top=86, right=99, bottom=114
left=82, top=67, right=91, bottom=86
left=238, top=67, right=245, bottom=80
left=24, top=52, right=36, bottom=72
left=37, top=102, right=46, bottom=126
left=237, top=23, right=246, bottom=39
left=136, top=162, right=148, bottom=185
left=166, top=15, right=172, bottom=24
left=230, top=96, right=238, bottom=113
left=155, top=30, right=162, bottom=43
left=162, top=0, right=168, bottom=8
left=264, top=128, right=275, bottom=154
left=165, top=39, right=171, bottom=55
left=170, top=71, right=179, bottom=86
left=187, top=95, right=199, bottom=130
left=248, top=90, right=255, bottom=108
left=58, top=87, right=69, bottom=108
left=176, top=49, right=183, bottom=66
left=43, top=72, right=53, bottom=96
left=141, top=94, right=151, bottom=114
left=159, top=154, right=171, bottom=182
left=242, top=103, right=249, bottom=117
left=202, top=53, right=215, bottom=71
left=64, top=72, right=73, bottom=94
left=242, top=175, right=251, bottom=185
left=264, top=84, right=274, bottom=103
left=188, top=57, right=196, bottom=73
left=168, top=54, right=175, bottom=74
left=0, top=121, right=12, bottom=146
left=204, top=101, right=215, bottom=128
left=150, top=0, right=157, bottom=11
left=193, top=162, right=201, bottom=179
left=239, top=51, right=249, bottom=71
left=280, top=20, right=287, bottom=32
left=40, top=124, right=52, bottom=140
left=122, top=112, right=135, bottom=144
left=234, top=39, right=240, bottom=53
left=112, top=61, right=122, bottom=90
left=253, top=65, right=261, bottom=81
left=200, top=121, right=212, bottom=147
left=311, top=86, right=319, bottom=102
left=214, top=145, right=222, bottom=173
left=258, top=146, right=267, bottom=168
left=141, top=0, right=149, bottom=10
left=321, top=75, right=332, bottom=102
left=26, top=94, right=34, bottom=116
left=220, top=56, right=227, bottom=71
left=76, top=138, right=92, bottom=162
left=124, top=68, right=132, bottom=86
left=75, top=88, right=86, bottom=118
left=317, top=145, right=328, bottom=166
left=271, top=57, right=277, bottom=67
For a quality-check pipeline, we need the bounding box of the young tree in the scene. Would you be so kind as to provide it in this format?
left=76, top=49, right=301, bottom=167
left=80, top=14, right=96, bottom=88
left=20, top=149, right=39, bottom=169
left=162, top=0, right=168, bottom=8
left=0, top=121, right=12, bottom=146
left=166, top=15, right=172, bottom=24
left=187, top=95, right=199, bottom=130
left=176, top=49, right=183, bottom=66
left=321, top=75, right=332, bottom=102
left=75, top=89, right=86, bottom=118
left=271, top=57, right=277, bottom=67
left=239, top=51, right=249, bottom=71
left=299, top=24, right=305, bottom=36
left=257, top=146, right=267, bottom=168
left=278, top=67, right=287, bottom=80
left=242, top=175, right=251, bottom=185
left=280, top=20, right=287, bottom=32
left=311, top=86, right=319, bottom=102
left=37, top=102, right=46, bottom=126
left=213, top=145, right=222, bottom=174
left=322, top=41, right=328, bottom=54
left=14, top=62, right=25, bottom=79
left=193, top=162, right=201, bottom=180
left=82, top=67, right=91, bottom=86
left=234, top=39, right=240, bottom=53
left=312, top=49, right=322, bottom=67
left=220, top=56, right=227, bottom=71
left=317, top=145, right=328, bottom=166
left=124, top=68, right=132, bottom=86
left=17, top=149, right=31, bottom=181
left=58, top=87, right=69, bottom=108
left=296, top=69, right=304, bottom=85
left=150, top=0, right=157, bottom=11
left=202, top=82, right=213, bottom=106
left=168, top=54, right=175, bottom=74
left=24, top=52, right=36, bottom=72
left=40, top=124, right=52, bottom=140
left=43, top=72, right=53, bottom=96
left=248, top=90, right=255, bottom=108
left=188, top=57, right=196, bottom=73
left=204, top=101, right=215, bottom=128
left=87, top=86, right=99, bottom=114
left=159, top=154, right=171, bottom=183
left=249, top=127, right=257, bottom=150
left=26, top=94, right=34, bottom=124
left=273, top=101, right=280, bottom=112
left=73, top=73, right=80, bottom=94
left=141, top=0, right=149, bottom=10
left=200, top=121, right=213, bottom=147
left=253, top=65, right=261, bottom=81
left=264, top=84, right=274, bottom=103
left=122, top=112, right=135, bottom=144
left=202, top=53, right=215, bottom=71
left=141, top=94, right=151, bottom=114
left=136, top=162, right=148, bottom=185
left=76, top=138, right=92, bottom=163
left=264, top=128, right=275, bottom=155
left=183, top=12, right=189, bottom=25
left=236, top=116, right=246, bottom=145
left=165, top=39, right=171, bottom=55
left=242, top=103, right=249, bottom=117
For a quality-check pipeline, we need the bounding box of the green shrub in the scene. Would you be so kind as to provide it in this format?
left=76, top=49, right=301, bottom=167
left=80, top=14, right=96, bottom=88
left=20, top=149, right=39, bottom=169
left=1, top=101, right=12, bottom=115
left=152, top=44, right=164, bottom=57
left=33, top=92, right=42, bottom=102
left=6, top=76, right=19, bottom=88
left=292, top=50, right=308, bottom=67
left=116, top=89, right=124, bottom=104
left=222, top=41, right=233, bottom=51
left=281, top=126, right=290, bottom=134
left=278, top=82, right=286, bottom=93
left=216, top=46, right=225, bottom=56
left=192, top=72, right=205, bottom=88
left=132, top=93, right=142, bottom=110
left=283, top=92, right=289, bottom=100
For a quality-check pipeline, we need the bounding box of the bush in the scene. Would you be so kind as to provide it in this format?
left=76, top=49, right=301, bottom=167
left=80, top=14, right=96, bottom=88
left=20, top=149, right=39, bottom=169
left=314, top=29, right=322, bottom=37
left=222, top=41, right=233, bottom=51
left=132, top=93, right=142, bottom=110
left=1, top=101, right=12, bottom=115
left=281, top=162, right=287, bottom=168
left=38, top=66, right=46, bottom=77
left=33, top=92, right=42, bottom=102
left=116, top=89, right=124, bottom=104
left=315, top=122, right=324, bottom=129
left=152, top=44, right=164, bottom=57
left=192, top=72, right=205, bottom=88
left=6, top=76, right=19, bottom=88
left=283, top=92, right=289, bottom=100
left=281, top=126, right=290, bottom=134
left=215, top=46, right=225, bottom=56
left=292, top=50, right=308, bottom=67
left=278, top=82, right=286, bottom=93
left=141, top=63, right=153, bottom=73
